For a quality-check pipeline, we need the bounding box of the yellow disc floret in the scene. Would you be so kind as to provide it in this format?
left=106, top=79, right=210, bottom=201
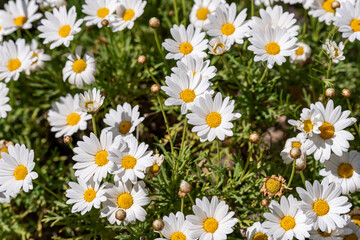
left=7, top=59, right=21, bottom=71
left=95, top=150, right=109, bottom=166
left=122, top=155, right=137, bottom=169
left=206, top=112, right=222, bottom=128
left=58, top=25, right=71, bottom=38
left=203, top=218, right=218, bottom=233
left=14, top=16, right=27, bottom=26
left=14, top=165, right=28, bottom=180
left=83, top=188, right=96, bottom=202
left=123, top=9, right=135, bottom=21
left=179, top=42, right=193, bottom=55
left=350, top=19, right=360, bottom=32
left=66, top=113, right=81, bottom=126
left=295, top=47, right=304, bottom=56
left=280, top=216, right=296, bottom=231
left=97, top=8, right=110, bottom=18
left=265, top=42, right=281, bottom=55
left=338, top=163, right=354, bottom=178
left=322, top=0, right=335, bottom=13
left=253, top=232, right=268, bottom=240
left=196, top=8, right=210, bottom=20
left=180, top=89, right=196, bottom=103
left=319, top=122, right=334, bottom=140
left=117, top=193, right=133, bottom=209
left=313, top=199, right=329, bottom=216
left=119, top=121, right=132, bottom=135
left=221, top=23, right=235, bottom=36
left=72, top=59, right=87, bottom=73
left=170, top=232, right=186, bottom=240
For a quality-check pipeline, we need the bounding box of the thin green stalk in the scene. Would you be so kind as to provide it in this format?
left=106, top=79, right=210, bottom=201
left=217, top=139, right=221, bottom=169
left=126, top=225, right=136, bottom=235
left=188, top=193, right=195, bottom=206
left=240, top=143, right=253, bottom=182
left=173, top=0, right=179, bottom=25
left=326, top=59, right=332, bottom=79
left=34, top=180, right=62, bottom=200
left=251, top=0, right=255, bottom=17
left=180, top=198, right=184, bottom=212
left=153, top=28, right=169, bottom=71
left=287, top=160, right=296, bottom=187
left=182, top=0, right=187, bottom=25
left=300, top=171, right=306, bottom=186
left=302, top=10, right=308, bottom=39
left=346, top=98, right=360, bottom=138
left=145, top=64, right=160, bottom=85
left=178, top=118, right=188, bottom=161
left=92, top=115, right=97, bottom=136
left=258, top=66, right=269, bottom=85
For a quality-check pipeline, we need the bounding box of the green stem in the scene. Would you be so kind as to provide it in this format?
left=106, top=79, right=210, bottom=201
left=258, top=66, right=269, bottom=85
left=302, top=10, right=308, bottom=39
left=173, top=0, right=179, bottom=25
left=145, top=64, right=160, bottom=85
left=300, top=171, right=306, bottom=186
left=153, top=28, right=169, bottom=71
left=182, top=0, right=186, bottom=25
left=217, top=139, right=221, bottom=168
left=178, top=118, right=188, bottom=161
left=326, top=59, right=332, bottom=80
left=287, top=160, right=296, bottom=187
left=240, top=143, right=253, bottom=182
left=92, top=115, right=97, bottom=136
left=346, top=98, right=360, bottom=138
left=188, top=193, right=195, bottom=206
left=34, top=180, right=62, bottom=200
left=126, top=225, right=136, bottom=235
left=251, top=0, right=255, bottom=17
left=180, top=197, right=184, bottom=213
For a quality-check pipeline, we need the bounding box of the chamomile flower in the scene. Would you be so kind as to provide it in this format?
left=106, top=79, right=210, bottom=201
left=109, top=0, right=146, bottom=32
left=162, top=24, right=208, bottom=60
left=186, top=196, right=238, bottom=240
left=309, top=0, right=340, bottom=25
left=0, top=83, right=11, bottom=118
left=0, top=191, right=10, bottom=203
left=109, top=137, right=153, bottom=184
left=343, top=216, right=360, bottom=240
left=73, top=131, right=114, bottom=182
left=280, top=135, right=307, bottom=164
left=334, top=1, right=360, bottom=42
left=208, top=36, right=231, bottom=56
left=79, top=88, right=105, bottom=114
left=309, top=226, right=352, bottom=239
left=36, top=0, right=66, bottom=8
left=101, top=180, right=150, bottom=225
left=48, top=94, right=91, bottom=138
left=145, top=154, right=164, bottom=179
left=290, top=42, right=311, bottom=64
left=260, top=175, right=288, bottom=198
left=322, top=39, right=345, bottom=63
left=162, top=71, right=214, bottom=114
left=171, top=55, right=217, bottom=81
left=296, top=179, right=352, bottom=232
left=302, top=100, right=356, bottom=163
left=0, top=144, right=38, bottom=197
left=263, top=195, right=312, bottom=240
left=206, top=3, right=248, bottom=45
left=66, top=178, right=107, bottom=215
left=156, top=212, right=196, bottom=240
left=0, top=39, right=34, bottom=82
left=82, top=0, right=118, bottom=28
left=38, top=6, right=83, bottom=49
left=63, top=46, right=96, bottom=88
left=0, top=0, right=42, bottom=33
left=254, top=0, right=280, bottom=7
left=248, top=26, right=298, bottom=69
left=25, top=39, right=51, bottom=75
left=189, top=0, right=224, bottom=29
left=103, top=103, right=144, bottom=139
left=0, top=140, right=14, bottom=158
left=320, top=150, right=360, bottom=195
left=246, top=222, right=273, bottom=240
left=288, top=104, right=322, bottom=138
left=186, top=92, right=241, bottom=142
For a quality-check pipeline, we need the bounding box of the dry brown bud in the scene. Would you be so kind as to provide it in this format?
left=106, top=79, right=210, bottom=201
left=151, top=84, right=161, bottom=94
left=325, top=88, right=335, bottom=98
left=290, top=147, right=301, bottom=159
left=152, top=219, right=165, bottom=231
left=342, top=89, right=351, bottom=98
left=101, top=19, right=109, bottom=27
left=137, top=55, right=147, bottom=64
left=63, top=136, right=72, bottom=144
left=180, top=180, right=192, bottom=193
left=261, top=198, right=270, bottom=207
left=331, top=1, right=340, bottom=9
left=178, top=190, right=187, bottom=198
left=169, top=10, right=174, bottom=16
left=249, top=132, right=260, bottom=144
left=295, top=158, right=307, bottom=171
left=149, top=17, right=160, bottom=28
left=115, top=209, right=126, bottom=221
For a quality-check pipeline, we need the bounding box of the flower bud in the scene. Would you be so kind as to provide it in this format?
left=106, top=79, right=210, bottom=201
left=290, top=147, right=301, bottom=159
left=101, top=19, right=109, bottom=27
left=137, top=55, right=147, bottom=64
left=151, top=84, right=161, bottom=94
left=169, top=10, right=174, bottom=16
left=152, top=219, right=165, bottom=231
left=178, top=190, right=187, bottom=198
left=331, top=1, right=340, bottom=9
left=342, top=89, right=351, bottom=98
left=249, top=132, right=260, bottom=143
left=295, top=157, right=307, bottom=171
left=261, top=198, right=270, bottom=207
left=325, top=88, right=335, bottom=98
left=180, top=180, right=192, bottom=193
left=115, top=209, right=126, bottom=221
left=149, top=17, right=160, bottom=28
left=63, top=135, right=72, bottom=144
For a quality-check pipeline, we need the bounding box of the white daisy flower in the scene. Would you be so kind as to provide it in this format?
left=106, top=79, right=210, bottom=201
left=255, top=0, right=280, bottom=7
left=36, top=0, right=66, bottom=8
left=162, top=24, right=208, bottom=60
left=302, top=100, right=356, bottom=163
left=0, top=39, right=34, bottom=82
left=248, top=26, right=298, bottom=69
left=103, top=102, right=144, bottom=139
left=343, top=215, right=360, bottom=240
left=288, top=104, right=322, bottom=138
left=189, top=0, right=224, bottom=30
left=109, top=0, right=146, bottom=32
left=109, top=137, right=153, bottom=184
left=186, top=196, right=238, bottom=240
left=38, top=6, right=83, bottom=49
left=0, top=0, right=42, bottom=33
left=73, top=131, right=114, bottom=182
left=79, top=88, right=105, bottom=114
left=208, top=36, right=231, bottom=56
left=246, top=222, right=273, bottom=240
left=309, top=0, right=340, bottom=25
left=25, top=39, right=51, bottom=75
left=280, top=135, right=307, bottom=165
left=0, top=191, right=10, bottom=203
left=0, top=144, right=38, bottom=197
left=322, top=39, right=345, bottom=63
left=66, top=178, right=107, bottom=215
left=48, top=94, right=91, bottom=138
left=171, top=55, right=217, bottom=81
left=296, top=179, right=352, bottom=232
left=334, top=0, right=360, bottom=42
left=206, top=3, right=248, bottom=46
left=101, top=180, right=150, bottom=225
left=82, top=0, right=118, bottom=28
left=0, top=83, right=11, bottom=118
left=186, top=92, right=241, bottom=142
left=162, top=71, right=214, bottom=114
left=145, top=153, right=164, bottom=178
left=320, top=150, right=360, bottom=195
left=309, top=226, right=352, bottom=239
left=263, top=195, right=312, bottom=240
left=62, top=46, right=96, bottom=88
left=282, top=0, right=304, bottom=5
left=248, top=5, right=300, bottom=38
left=290, top=42, right=311, bottom=64
left=156, top=211, right=196, bottom=240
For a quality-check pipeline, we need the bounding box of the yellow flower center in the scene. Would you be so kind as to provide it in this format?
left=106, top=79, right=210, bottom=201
left=14, top=165, right=28, bottom=180
left=0, top=26, right=2, bottom=31
left=319, top=122, right=335, bottom=140
left=7, top=58, right=21, bottom=71
left=344, top=234, right=358, bottom=240
left=221, top=23, right=235, bottom=36
left=72, top=59, right=87, bottom=74
left=334, top=47, right=339, bottom=57
left=292, top=141, right=302, bottom=149
left=83, top=188, right=96, bottom=202
left=180, top=89, right=196, bottom=103
left=265, top=42, right=281, bottom=55
left=302, top=119, right=313, bottom=133
left=179, top=42, right=193, bottom=55
left=14, top=16, right=27, bottom=26
left=66, top=113, right=81, bottom=126
left=170, top=232, right=187, bottom=240
left=317, top=229, right=332, bottom=237
left=117, top=193, right=133, bottom=209
left=313, top=199, right=329, bottom=216
left=322, top=0, right=335, bottom=13
left=253, top=232, right=268, bottom=240
left=122, top=155, right=137, bottom=169
left=350, top=19, right=360, bottom=32
left=58, top=25, right=71, bottom=38
left=151, top=163, right=160, bottom=173
left=119, top=121, right=132, bottom=135
left=123, top=9, right=135, bottom=21
left=214, top=43, right=225, bottom=55
left=85, top=101, right=94, bottom=110
left=97, top=7, right=110, bottom=18
left=31, top=52, right=39, bottom=65
left=196, top=8, right=210, bottom=20
left=280, top=216, right=296, bottom=231
left=338, top=163, right=354, bottom=178
left=203, top=218, right=218, bottom=233
left=352, top=215, right=360, bottom=227
left=206, top=112, right=222, bottom=128
left=95, top=150, right=109, bottom=166
left=295, top=47, right=304, bottom=56
left=265, top=179, right=281, bottom=194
